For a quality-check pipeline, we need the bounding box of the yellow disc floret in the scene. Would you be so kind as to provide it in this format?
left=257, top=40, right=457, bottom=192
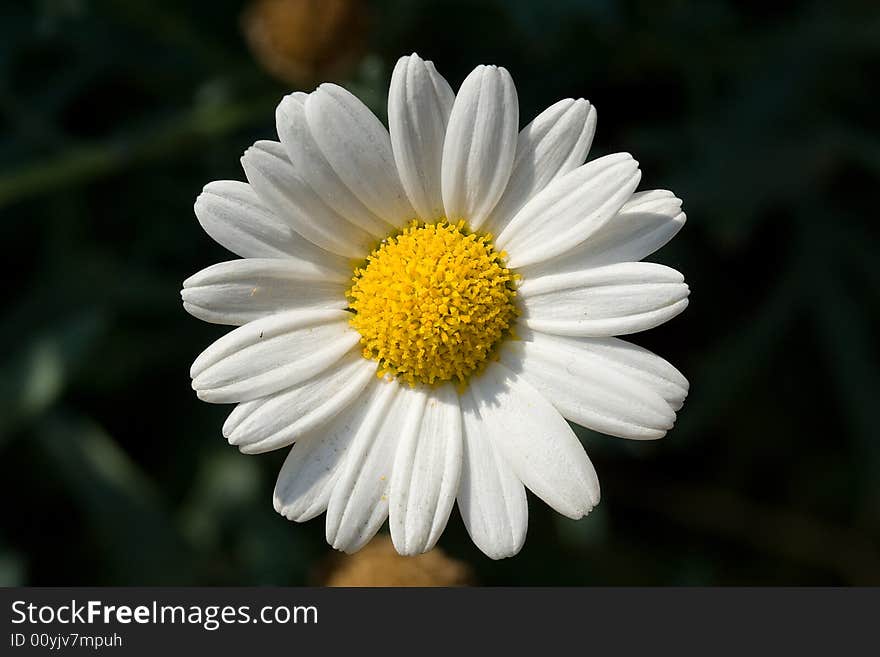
left=347, top=221, right=518, bottom=387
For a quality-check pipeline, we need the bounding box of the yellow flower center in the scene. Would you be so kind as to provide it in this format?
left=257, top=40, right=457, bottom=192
left=347, top=221, right=518, bottom=387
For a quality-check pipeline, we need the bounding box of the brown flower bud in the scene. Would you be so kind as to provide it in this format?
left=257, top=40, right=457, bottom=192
left=242, top=0, right=368, bottom=85
left=319, top=535, right=473, bottom=587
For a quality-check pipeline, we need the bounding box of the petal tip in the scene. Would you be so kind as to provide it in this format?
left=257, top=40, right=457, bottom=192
left=272, top=493, right=285, bottom=515
left=482, top=541, right=524, bottom=560
left=391, top=537, right=427, bottom=557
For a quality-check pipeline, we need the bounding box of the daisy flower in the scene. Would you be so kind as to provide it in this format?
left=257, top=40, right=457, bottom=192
left=182, top=53, right=689, bottom=559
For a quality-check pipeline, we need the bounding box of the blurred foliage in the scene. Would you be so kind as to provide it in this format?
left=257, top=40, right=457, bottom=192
left=1, top=0, right=878, bottom=585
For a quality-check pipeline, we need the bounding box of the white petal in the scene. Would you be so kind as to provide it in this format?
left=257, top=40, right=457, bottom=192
left=194, top=180, right=346, bottom=265
left=500, top=332, right=681, bottom=439
left=441, top=64, right=519, bottom=229
left=389, top=53, right=455, bottom=221
left=241, top=140, right=374, bottom=258
left=485, top=98, right=596, bottom=237
left=326, top=380, right=422, bottom=553
left=389, top=383, right=462, bottom=555
left=519, top=190, right=686, bottom=278
left=519, top=331, right=688, bottom=410
left=518, top=262, right=689, bottom=336
left=190, top=309, right=360, bottom=403
left=181, top=258, right=349, bottom=326
left=496, top=153, right=641, bottom=268
left=276, top=93, right=392, bottom=237
left=273, top=379, right=378, bottom=522
left=470, top=362, right=600, bottom=519
left=458, top=391, right=528, bottom=560
left=223, top=351, right=376, bottom=454
left=306, top=84, right=416, bottom=226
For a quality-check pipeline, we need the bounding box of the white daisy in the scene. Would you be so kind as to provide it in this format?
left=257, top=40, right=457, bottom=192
left=182, top=53, right=689, bottom=559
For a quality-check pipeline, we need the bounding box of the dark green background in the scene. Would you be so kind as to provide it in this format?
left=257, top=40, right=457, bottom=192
left=1, top=0, right=878, bottom=585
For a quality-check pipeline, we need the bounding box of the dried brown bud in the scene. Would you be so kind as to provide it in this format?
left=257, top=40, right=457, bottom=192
left=242, top=0, right=368, bottom=86
left=319, top=535, right=474, bottom=587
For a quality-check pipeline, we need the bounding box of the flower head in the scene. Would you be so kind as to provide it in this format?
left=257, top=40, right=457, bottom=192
left=347, top=220, right=518, bottom=387
left=183, top=53, right=689, bottom=559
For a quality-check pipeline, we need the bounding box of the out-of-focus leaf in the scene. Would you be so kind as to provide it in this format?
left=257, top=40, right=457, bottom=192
left=0, top=311, right=104, bottom=440
left=180, top=449, right=263, bottom=550
left=0, top=545, right=25, bottom=586
left=179, top=447, right=313, bottom=584
left=36, top=411, right=192, bottom=584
